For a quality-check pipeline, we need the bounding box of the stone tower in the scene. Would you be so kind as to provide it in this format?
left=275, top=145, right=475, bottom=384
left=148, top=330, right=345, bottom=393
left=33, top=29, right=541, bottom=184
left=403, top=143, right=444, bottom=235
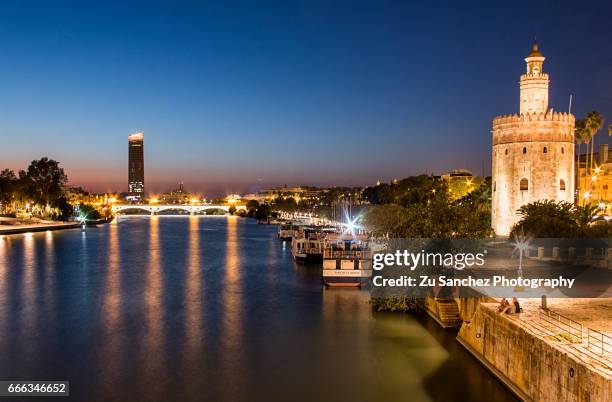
left=491, top=43, right=575, bottom=236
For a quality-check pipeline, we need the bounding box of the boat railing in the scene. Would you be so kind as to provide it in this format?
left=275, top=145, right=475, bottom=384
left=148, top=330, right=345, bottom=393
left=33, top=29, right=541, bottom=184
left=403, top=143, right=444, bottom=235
left=323, top=249, right=372, bottom=259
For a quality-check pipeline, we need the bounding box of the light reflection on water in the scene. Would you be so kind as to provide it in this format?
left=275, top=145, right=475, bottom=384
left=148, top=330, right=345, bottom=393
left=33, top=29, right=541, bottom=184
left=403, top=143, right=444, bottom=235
left=0, top=217, right=518, bottom=402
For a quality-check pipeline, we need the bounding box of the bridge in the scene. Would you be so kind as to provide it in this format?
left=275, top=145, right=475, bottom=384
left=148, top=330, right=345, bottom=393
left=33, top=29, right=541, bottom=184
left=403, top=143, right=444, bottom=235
left=111, top=204, right=246, bottom=215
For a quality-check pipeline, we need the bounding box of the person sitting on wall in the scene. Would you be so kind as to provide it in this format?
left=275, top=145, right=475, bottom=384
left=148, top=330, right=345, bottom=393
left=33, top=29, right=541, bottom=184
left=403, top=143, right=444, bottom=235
left=512, top=297, right=521, bottom=314
left=496, top=298, right=509, bottom=313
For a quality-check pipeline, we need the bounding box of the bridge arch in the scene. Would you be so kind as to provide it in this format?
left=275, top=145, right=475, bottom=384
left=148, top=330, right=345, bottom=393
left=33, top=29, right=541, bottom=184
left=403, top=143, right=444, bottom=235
left=111, top=204, right=245, bottom=215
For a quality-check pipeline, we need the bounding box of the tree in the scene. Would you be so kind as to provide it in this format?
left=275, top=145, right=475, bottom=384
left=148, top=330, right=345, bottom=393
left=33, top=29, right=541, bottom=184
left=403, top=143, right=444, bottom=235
left=510, top=200, right=609, bottom=238
left=272, top=196, right=298, bottom=213
left=585, top=111, right=604, bottom=172
left=228, top=205, right=237, bottom=215
left=254, top=203, right=272, bottom=221
left=0, top=169, right=17, bottom=213
left=246, top=199, right=259, bottom=211
left=511, top=201, right=577, bottom=238
left=575, top=119, right=587, bottom=178
left=23, top=157, right=68, bottom=208
left=78, top=203, right=101, bottom=220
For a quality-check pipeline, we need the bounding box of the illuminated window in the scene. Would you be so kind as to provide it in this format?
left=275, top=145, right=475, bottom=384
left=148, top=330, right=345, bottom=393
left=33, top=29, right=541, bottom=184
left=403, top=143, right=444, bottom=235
left=560, top=179, right=566, bottom=191
left=520, top=178, right=528, bottom=191
left=523, top=147, right=527, bottom=154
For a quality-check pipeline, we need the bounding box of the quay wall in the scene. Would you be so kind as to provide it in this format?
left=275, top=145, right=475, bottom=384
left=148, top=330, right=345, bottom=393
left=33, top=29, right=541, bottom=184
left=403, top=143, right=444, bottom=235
left=457, top=303, right=611, bottom=402
left=0, top=222, right=81, bottom=235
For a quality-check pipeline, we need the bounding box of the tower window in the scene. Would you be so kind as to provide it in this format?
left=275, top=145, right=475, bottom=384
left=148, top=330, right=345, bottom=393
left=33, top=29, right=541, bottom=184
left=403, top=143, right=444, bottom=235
left=523, top=147, right=527, bottom=154
left=543, top=147, right=547, bottom=153
left=505, top=149, right=508, bottom=155
left=561, top=147, right=565, bottom=154
left=520, top=178, right=528, bottom=191
left=493, top=182, right=496, bottom=192
left=560, top=179, right=566, bottom=191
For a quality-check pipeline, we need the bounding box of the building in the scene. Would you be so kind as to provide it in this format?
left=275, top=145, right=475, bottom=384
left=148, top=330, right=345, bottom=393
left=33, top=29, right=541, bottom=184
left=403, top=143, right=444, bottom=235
left=128, top=132, right=145, bottom=200
left=159, top=182, right=196, bottom=204
left=577, top=144, right=611, bottom=211
left=441, top=169, right=485, bottom=200
left=243, top=186, right=325, bottom=203
left=491, top=43, right=575, bottom=236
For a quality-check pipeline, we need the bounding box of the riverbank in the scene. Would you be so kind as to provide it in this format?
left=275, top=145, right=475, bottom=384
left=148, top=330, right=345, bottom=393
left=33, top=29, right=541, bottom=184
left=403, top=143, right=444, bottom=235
left=0, top=221, right=82, bottom=235
left=457, top=299, right=611, bottom=402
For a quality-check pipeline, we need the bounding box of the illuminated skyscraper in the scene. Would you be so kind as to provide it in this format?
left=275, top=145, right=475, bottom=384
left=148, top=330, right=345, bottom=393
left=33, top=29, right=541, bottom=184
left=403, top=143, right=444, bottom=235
left=128, top=132, right=145, bottom=199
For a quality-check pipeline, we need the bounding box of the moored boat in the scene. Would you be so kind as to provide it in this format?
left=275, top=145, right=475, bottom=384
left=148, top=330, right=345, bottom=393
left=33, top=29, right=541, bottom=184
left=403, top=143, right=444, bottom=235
left=291, top=231, right=325, bottom=263
left=278, top=223, right=300, bottom=241
left=321, top=234, right=372, bottom=287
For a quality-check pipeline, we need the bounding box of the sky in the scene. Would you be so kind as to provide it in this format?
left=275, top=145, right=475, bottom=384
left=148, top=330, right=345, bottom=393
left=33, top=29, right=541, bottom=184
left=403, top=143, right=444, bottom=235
left=1, top=0, right=611, bottom=195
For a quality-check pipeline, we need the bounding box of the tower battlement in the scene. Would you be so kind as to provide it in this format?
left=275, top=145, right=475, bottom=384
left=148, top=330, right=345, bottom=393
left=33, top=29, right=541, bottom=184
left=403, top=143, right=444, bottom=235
left=493, top=110, right=575, bottom=125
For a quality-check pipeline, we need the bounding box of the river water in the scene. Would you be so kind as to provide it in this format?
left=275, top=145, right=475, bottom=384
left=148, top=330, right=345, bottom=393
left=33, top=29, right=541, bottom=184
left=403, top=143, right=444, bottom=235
left=0, top=216, right=517, bottom=402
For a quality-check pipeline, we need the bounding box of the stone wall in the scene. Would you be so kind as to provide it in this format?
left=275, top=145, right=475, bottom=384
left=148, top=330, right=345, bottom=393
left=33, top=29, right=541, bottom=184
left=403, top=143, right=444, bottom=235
left=491, top=111, right=575, bottom=236
left=457, top=304, right=611, bottom=402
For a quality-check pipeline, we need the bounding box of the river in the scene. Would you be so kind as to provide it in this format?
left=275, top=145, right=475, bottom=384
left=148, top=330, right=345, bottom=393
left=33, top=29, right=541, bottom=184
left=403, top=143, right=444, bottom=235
left=0, top=216, right=518, bottom=402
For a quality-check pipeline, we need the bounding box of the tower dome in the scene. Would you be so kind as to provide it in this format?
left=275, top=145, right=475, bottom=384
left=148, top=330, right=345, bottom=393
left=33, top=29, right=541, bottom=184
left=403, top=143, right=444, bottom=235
left=527, top=42, right=543, bottom=58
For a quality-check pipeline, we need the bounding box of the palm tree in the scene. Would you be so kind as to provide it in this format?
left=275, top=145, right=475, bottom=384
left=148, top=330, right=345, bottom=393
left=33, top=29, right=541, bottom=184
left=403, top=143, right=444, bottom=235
left=586, top=111, right=604, bottom=171
left=574, top=203, right=600, bottom=230
left=574, top=119, right=588, bottom=193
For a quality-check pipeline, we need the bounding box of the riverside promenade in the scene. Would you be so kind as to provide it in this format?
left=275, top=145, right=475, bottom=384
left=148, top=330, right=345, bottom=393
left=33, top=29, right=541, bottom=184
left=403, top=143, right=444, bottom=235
left=458, top=297, right=611, bottom=402
left=0, top=221, right=81, bottom=235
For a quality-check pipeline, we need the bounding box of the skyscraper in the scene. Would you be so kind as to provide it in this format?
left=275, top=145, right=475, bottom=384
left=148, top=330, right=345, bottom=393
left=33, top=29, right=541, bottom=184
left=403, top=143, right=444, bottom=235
left=128, top=132, right=145, bottom=199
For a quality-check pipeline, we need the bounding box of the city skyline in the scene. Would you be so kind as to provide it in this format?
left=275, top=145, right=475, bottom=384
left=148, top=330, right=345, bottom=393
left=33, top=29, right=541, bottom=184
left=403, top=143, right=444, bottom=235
left=1, top=1, right=611, bottom=194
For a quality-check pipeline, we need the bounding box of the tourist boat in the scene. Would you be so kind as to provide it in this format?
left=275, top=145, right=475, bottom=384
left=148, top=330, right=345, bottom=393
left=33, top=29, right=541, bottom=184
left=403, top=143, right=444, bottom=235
left=321, top=234, right=372, bottom=287
left=278, top=223, right=301, bottom=241
left=291, top=231, right=325, bottom=263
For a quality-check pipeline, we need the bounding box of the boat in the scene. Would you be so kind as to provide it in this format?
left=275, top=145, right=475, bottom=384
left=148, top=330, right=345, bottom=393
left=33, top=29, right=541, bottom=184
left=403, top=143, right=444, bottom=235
left=278, top=223, right=301, bottom=241
left=321, top=234, right=372, bottom=287
left=291, top=231, right=325, bottom=263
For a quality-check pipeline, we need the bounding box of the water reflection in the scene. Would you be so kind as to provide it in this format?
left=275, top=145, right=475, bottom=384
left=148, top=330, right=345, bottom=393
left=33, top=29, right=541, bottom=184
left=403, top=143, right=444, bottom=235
left=143, top=216, right=165, bottom=390
left=184, top=216, right=204, bottom=368
left=21, top=233, right=36, bottom=338
left=98, top=221, right=123, bottom=391
left=219, top=216, right=245, bottom=400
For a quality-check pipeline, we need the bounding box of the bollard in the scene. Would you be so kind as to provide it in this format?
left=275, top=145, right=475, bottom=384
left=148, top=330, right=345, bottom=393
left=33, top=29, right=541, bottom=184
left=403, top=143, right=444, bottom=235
left=541, top=295, right=547, bottom=310
left=537, top=246, right=545, bottom=259
left=552, top=247, right=560, bottom=259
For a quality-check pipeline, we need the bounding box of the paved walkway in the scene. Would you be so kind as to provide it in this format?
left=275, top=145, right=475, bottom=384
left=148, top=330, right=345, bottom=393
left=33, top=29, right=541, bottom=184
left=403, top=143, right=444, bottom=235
left=495, top=298, right=612, bottom=376
left=0, top=222, right=81, bottom=235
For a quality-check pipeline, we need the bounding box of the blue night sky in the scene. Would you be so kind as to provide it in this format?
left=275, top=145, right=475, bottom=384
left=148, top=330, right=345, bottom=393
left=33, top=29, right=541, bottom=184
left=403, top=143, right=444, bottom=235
left=1, top=0, right=611, bottom=195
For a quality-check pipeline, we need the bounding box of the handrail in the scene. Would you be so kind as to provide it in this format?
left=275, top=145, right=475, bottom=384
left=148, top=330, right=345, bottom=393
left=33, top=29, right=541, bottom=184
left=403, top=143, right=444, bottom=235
left=586, top=328, right=612, bottom=358
left=538, top=309, right=583, bottom=343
